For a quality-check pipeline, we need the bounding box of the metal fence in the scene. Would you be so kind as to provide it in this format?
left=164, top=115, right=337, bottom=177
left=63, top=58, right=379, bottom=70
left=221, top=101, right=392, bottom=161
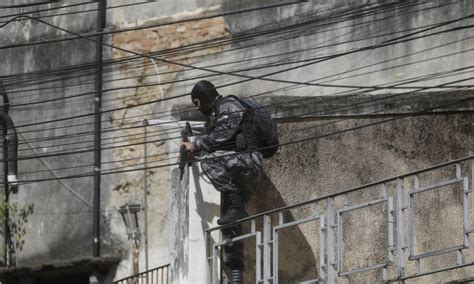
left=114, top=264, right=170, bottom=284
left=205, top=155, right=474, bottom=283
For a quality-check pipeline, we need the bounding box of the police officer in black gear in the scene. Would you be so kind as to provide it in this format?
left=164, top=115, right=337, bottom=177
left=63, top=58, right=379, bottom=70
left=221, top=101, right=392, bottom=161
left=182, top=80, right=263, bottom=226
left=181, top=80, right=264, bottom=284
left=191, top=80, right=219, bottom=116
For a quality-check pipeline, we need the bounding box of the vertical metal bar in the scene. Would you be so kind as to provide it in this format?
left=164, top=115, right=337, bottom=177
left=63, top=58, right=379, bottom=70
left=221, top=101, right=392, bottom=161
left=456, top=163, right=461, bottom=179
left=388, top=196, right=394, bottom=264
left=385, top=196, right=394, bottom=283
left=327, top=198, right=336, bottom=284
left=252, top=219, right=261, bottom=283
left=396, top=178, right=405, bottom=278
left=256, top=231, right=262, bottom=284
left=263, top=215, right=272, bottom=283
left=143, top=119, right=149, bottom=274
left=212, top=245, right=219, bottom=284
left=408, top=176, right=419, bottom=259
left=414, top=175, right=419, bottom=190
left=273, top=213, right=283, bottom=284
left=337, top=211, right=343, bottom=273
left=472, top=159, right=474, bottom=230
left=319, top=217, right=326, bottom=280
left=415, top=259, right=420, bottom=275
left=205, top=230, right=211, bottom=284
left=471, top=159, right=474, bottom=192
left=93, top=0, right=106, bottom=258
left=463, top=177, right=469, bottom=248
left=456, top=249, right=464, bottom=265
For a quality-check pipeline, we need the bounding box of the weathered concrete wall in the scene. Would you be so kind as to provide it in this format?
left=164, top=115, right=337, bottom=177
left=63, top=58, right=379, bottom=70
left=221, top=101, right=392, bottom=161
left=1, top=0, right=473, bottom=283
left=1, top=0, right=231, bottom=279
left=200, top=0, right=474, bottom=100
left=104, top=4, right=232, bottom=279
left=0, top=1, right=118, bottom=267
left=243, top=112, right=473, bottom=283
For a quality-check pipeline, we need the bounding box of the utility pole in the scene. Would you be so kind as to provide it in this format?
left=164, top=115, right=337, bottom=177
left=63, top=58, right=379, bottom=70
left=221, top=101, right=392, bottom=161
left=93, top=0, right=106, bottom=258
left=0, top=86, right=18, bottom=266
left=143, top=119, right=149, bottom=271
left=1, top=88, right=9, bottom=266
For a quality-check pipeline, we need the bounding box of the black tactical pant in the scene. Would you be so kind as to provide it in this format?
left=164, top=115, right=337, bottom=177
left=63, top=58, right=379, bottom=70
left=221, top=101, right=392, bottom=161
left=200, top=150, right=263, bottom=195
left=200, top=150, right=263, bottom=271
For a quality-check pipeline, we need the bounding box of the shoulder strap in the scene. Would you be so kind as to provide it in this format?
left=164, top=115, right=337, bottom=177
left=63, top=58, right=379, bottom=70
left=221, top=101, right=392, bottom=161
left=225, top=95, right=250, bottom=109
left=211, top=96, right=223, bottom=117
left=214, top=95, right=250, bottom=118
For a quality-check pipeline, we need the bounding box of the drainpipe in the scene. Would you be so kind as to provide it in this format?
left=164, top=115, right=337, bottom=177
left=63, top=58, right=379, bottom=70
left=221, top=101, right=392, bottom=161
left=0, top=114, right=18, bottom=189
left=143, top=119, right=149, bottom=271
left=0, top=83, right=18, bottom=266
left=93, top=0, right=106, bottom=258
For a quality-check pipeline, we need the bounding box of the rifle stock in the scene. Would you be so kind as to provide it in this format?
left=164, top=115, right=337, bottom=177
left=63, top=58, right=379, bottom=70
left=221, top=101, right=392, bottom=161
left=179, top=122, right=193, bottom=181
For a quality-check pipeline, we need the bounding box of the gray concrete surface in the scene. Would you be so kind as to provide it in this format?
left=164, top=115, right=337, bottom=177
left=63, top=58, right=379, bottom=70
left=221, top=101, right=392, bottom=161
left=0, top=0, right=473, bottom=283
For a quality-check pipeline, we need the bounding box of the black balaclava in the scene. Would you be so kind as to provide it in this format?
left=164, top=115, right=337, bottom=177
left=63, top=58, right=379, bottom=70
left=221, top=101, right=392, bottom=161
left=191, top=80, right=219, bottom=116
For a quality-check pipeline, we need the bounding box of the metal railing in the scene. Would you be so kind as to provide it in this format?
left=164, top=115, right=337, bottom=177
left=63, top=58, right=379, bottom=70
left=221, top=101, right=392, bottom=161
left=114, top=264, right=170, bottom=284
left=205, top=155, right=474, bottom=283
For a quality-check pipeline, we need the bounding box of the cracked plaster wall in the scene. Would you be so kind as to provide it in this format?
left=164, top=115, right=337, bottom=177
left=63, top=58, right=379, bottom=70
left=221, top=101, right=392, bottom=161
left=1, top=0, right=473, bottom=283
left=106, top=7, right=230, bottom=280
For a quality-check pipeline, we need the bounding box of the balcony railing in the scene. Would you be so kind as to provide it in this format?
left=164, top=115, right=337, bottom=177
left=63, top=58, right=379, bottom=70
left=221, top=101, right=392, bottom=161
left=114, top=264, right=170, bottom=284
left=205, top=155, right=474, bottom=283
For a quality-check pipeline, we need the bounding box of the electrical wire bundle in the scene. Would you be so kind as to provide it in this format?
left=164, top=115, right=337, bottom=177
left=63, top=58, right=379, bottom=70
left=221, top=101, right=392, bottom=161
left=0, top=0, right=472, bottom=216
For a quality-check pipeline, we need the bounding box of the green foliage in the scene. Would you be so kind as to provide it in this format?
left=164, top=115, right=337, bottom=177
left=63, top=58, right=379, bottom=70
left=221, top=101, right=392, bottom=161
left=0, top=200, right=34, bottom=266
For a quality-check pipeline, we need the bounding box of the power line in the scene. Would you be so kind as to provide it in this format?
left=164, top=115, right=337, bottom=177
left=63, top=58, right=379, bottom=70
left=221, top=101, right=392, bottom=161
left=8, top=70, right=473, bottom=159
left=7, top=62, right=473, bottom=175
left=1, top=0, right=442, bottom=86
left=0, top=1, right=96, bottom=20
left=4, top=9, right=473, bottom=136
left=0, top=1, right=59, bottom=9
left=6, top=62, right=474, bottom=157
left=0, top=1, right=305, bottom=50
left=1, top=0, right=464, bottom=131
left=0, top=1, right=470, bottom=169
left=0, top=1, right=154, bottom=25
left=0, top=0, right=456, bottom=98
left=7, top=76, right=473, bottom=166
left=14, top=93, right=474, bottom=185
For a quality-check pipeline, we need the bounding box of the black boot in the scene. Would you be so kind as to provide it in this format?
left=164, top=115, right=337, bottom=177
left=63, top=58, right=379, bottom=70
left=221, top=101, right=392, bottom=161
left=229, top=269, right=243, bottom=284
left=218, top=191, right=248, bottom=225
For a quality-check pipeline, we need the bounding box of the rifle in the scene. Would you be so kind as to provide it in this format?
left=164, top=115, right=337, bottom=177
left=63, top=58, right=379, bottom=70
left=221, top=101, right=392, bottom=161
left=179, top=122, right=194, bottom=181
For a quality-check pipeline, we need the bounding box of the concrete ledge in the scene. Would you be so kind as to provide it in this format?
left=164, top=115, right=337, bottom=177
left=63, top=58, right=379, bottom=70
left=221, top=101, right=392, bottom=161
left=0, top=256, right=121, bottom=279
left=169, top=91, right=474, bottom=122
